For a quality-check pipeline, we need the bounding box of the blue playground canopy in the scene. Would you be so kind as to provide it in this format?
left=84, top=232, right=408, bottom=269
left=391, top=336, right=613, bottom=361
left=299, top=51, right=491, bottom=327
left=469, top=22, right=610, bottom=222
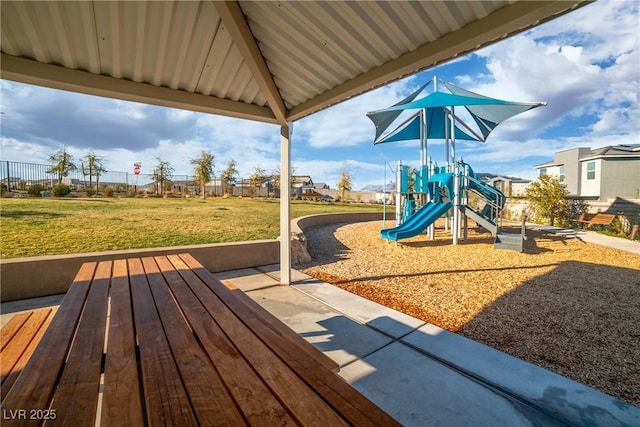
left=367, top=78, right=546, bottom=145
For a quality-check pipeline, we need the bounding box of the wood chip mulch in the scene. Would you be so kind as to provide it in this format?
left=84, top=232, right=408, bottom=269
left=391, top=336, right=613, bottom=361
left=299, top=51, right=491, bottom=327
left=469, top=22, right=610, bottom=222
left=299, top=220, right=640, bottom=407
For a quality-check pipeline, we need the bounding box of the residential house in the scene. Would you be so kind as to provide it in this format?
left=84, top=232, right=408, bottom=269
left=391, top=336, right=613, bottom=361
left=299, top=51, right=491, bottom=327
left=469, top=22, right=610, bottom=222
left=534, top=144, right=640, bottom=199
left=486, top=176, right=531, bottom=197
left=475, top=173, right=531, bottom=197
left=292, top=175, right=314, bottom=188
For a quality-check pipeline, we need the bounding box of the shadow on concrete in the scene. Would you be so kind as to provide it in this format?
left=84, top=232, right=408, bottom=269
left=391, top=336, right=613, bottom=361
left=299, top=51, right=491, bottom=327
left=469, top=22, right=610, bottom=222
left=0, top=294, right=65, bottom=318
left=302, top=311, right=638, bottom=427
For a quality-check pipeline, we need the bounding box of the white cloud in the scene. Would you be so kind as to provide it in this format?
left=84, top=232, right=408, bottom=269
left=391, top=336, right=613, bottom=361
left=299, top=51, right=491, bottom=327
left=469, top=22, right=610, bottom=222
left=295, top=78, right=420, bottom=149
left=0, top=0, right=637, bottom=190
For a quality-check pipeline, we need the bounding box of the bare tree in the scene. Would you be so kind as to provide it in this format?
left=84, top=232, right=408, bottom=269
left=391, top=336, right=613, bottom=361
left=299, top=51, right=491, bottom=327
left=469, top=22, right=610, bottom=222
left=272, top=165, right=296, bottom=196
left=337, top=168, right=353, bottom=201
left=152, top=158, right=174, bottom=195
left=248, top=166, right=266, bottom=196
left=220, top=159, right=238, bottom=196
left=190, top=151, right=215, bottom=199
left=81, top=151, right=106, bottom=193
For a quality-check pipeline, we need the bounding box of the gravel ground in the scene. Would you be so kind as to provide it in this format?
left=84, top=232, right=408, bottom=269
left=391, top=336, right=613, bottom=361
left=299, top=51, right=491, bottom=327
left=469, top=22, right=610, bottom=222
left=299, top=220, right=640, bottom=407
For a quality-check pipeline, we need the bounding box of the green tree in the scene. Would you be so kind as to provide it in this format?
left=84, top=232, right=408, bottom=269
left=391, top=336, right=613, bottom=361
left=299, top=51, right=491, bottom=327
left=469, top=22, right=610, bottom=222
left=47, top=146, right=77, bottom=185
left=80, top=151, right=106, bottom=193
left=220, top=159, right=238, bottom=196
left=525, top=174, right=570, bottom=226
left=190, top=151, right=215, bottom=199
left=337, top=168, right=353, bottom=202
left=152, top=158, right=174, bottom=195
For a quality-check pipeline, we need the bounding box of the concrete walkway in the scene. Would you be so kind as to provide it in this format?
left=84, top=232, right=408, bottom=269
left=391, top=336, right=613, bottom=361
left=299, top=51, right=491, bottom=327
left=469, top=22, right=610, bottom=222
left=527, top=223, right=640, bottom=255
left=213, top=265, right=639, bottom=426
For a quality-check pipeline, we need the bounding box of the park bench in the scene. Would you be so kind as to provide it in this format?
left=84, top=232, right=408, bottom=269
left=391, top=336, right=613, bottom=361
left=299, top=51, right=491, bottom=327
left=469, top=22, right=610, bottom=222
left=1, top=308, right=57, bottom=402
left=1, top=253, right=399, bottom=426
left=578, top=212, right=615, bottom=229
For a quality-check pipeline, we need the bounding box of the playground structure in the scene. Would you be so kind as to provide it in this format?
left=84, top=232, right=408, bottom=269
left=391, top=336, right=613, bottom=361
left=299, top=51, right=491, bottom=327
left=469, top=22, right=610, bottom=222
left=368, top=77, right=546, bottom=251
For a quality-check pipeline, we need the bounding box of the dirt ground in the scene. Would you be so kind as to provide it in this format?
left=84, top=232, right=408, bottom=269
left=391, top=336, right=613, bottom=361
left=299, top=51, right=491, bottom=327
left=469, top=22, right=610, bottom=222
left=300, top=220, right=640, bottom=407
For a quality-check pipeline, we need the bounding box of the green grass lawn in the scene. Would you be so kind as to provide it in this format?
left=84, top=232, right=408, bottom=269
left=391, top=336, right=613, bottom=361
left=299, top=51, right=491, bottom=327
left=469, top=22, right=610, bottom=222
left=0, top=197, right=383, bottom=259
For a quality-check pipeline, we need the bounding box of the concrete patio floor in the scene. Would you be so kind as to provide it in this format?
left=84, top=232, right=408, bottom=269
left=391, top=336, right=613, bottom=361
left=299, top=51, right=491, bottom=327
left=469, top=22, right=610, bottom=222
left=215, top=265, right=638, bottom=427
left=2, top=264, right=638, bottom=426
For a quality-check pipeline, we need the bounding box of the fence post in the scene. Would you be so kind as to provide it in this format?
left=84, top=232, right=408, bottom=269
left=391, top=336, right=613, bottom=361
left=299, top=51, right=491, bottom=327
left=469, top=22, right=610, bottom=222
left=5, top=160, right=10, bottom=192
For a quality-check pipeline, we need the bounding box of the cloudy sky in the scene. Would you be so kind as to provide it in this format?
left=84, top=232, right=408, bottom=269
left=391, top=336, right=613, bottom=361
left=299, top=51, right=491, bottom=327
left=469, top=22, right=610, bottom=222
left=1, top=0, right=638, bottom=190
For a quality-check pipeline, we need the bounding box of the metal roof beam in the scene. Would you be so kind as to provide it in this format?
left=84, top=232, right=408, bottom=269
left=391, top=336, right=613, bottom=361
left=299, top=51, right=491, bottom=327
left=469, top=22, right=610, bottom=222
left=214, top=1, right=288, bottom=125
left=0, top=54, right=278, bottom=124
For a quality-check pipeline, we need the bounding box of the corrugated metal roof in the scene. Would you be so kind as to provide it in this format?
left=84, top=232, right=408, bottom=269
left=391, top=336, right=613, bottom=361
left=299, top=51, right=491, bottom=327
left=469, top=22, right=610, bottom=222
left=0, top=0, right=589, bottom=125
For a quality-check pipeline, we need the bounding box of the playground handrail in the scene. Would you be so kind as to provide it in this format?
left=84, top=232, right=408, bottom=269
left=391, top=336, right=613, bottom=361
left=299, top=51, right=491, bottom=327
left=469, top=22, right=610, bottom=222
left=465, top=172, right=505, bottom=228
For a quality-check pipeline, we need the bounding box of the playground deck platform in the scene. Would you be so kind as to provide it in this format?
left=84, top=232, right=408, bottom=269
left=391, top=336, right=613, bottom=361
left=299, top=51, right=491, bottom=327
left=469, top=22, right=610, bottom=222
left=2, top=262, right=638, bottom=426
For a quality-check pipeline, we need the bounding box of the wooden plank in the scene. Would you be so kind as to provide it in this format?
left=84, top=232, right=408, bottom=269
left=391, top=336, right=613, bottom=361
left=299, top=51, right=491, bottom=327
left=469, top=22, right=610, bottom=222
left=166, top=254, right=348, bottom=426
left=50, top=261, right=111, bottom=425
left=588, top=214, right=615, bottom=225
left=0, top=262, right=96, bottom=427
left=1, top=312, right=42, bottom=384
left=178, top=253, right=401, bottom=427
left=141, top=257, right=246, bottom=426
left=156, top=256, right=294, bottom=426
left=221, top=277, right=339, bottom=373
left=128, top=258, right=197, bottom=427
left=1, top=312, right=31, bottom=352
left=101, top=259, right=144, bottom=427
left=1, top=309, right=55, bottom=401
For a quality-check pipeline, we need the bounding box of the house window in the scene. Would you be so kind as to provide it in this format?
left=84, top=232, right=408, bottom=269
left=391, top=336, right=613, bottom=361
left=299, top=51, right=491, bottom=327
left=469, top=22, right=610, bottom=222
left=539, top=168, right=547, bottom=176
left=586, top=162, right=596, bottom=180
left=559, top=166, right=565, bottom=182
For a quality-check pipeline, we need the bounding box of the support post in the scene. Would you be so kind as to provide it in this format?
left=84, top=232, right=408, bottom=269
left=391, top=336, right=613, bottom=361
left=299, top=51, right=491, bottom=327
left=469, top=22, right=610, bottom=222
left=463, top=162, right=469, bottom=242
left=395, top=161, right=402, bottom=226
left=453, top=161, right=460, bottom=245
left=280, top=124, right=292, bottom=285
left=427, top=156, right=434, bottom=240
left=382, top=159, right=387, bottom=229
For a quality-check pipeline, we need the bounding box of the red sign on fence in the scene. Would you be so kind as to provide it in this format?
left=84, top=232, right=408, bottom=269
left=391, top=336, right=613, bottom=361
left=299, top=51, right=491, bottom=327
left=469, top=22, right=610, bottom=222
left=133, top=162, right=141, bottom=175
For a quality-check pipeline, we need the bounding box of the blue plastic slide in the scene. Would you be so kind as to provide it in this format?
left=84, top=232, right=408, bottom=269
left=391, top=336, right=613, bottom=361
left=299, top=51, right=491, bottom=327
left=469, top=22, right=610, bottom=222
left=380, top=201, right=452, bottom=241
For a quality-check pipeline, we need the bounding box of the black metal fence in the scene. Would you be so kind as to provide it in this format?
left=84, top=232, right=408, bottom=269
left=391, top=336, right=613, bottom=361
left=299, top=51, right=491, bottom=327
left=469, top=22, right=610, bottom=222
left=0, top=160, right=276, bottom=197
left=0, top=160, right=189, bottom=195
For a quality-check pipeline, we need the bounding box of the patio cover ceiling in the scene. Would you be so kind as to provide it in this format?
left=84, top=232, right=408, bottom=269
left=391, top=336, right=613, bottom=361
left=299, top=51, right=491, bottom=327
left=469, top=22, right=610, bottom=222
left=0, top=0, right=589, bottom=126
left=0, top=0, right=588, bottom=284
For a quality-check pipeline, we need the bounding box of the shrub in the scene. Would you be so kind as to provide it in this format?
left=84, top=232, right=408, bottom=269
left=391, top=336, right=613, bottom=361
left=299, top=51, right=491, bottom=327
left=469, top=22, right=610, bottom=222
left=101, top=185, right=115, bottom=197
left=0, top=183, right=6, bottom=196
left=52, top=184, right=72, bottom=197
left=27, top=184, right=45, bottom=197
left=524, top=175, right=570, bottom=226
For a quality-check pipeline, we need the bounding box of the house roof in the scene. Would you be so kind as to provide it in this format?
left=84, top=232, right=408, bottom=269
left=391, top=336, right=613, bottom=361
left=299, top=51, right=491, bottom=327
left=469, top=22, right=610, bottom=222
left=534, top=144, right=640, bottom=169
left=0, top=1, right=588, bottom=126
left=585, top=144, right=640, bottom=158
left=533, top=160, right=558, bottom=169
left=488, top=175, right=531, bottom=184
left=292, top=176, right=312, bottom=183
